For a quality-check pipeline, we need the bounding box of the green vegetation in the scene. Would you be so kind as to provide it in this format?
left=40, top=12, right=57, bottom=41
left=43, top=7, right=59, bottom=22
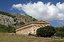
left=26, top=14, right=37, bottom=21
left=32, top=18, right=37, bottom=21
left=54, top=26, right=64, bottom=37
left=54, top=32, right=64, bottom=38
left=55, top=26, right=64, bottom=32
left=0, top=24, right=15, bottom=33
left=36, top=26, right=56, bottom=37
left=36, top=26, right=64, bottom=38
left=0, top=11, right=16, bottom=18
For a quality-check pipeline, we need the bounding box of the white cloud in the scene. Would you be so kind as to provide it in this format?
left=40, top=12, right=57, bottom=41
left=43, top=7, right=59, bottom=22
left=12, top=1, right=64, bottom=21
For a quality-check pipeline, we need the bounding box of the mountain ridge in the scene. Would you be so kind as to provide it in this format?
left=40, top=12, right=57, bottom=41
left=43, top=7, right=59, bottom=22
left=0, top=11, right=37, bottom=28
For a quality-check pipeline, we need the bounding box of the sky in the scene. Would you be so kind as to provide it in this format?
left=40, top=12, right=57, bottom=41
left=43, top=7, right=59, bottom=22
left=0, top=0, right=64, bottom=27
left=0, top=0, right=64, bottom=14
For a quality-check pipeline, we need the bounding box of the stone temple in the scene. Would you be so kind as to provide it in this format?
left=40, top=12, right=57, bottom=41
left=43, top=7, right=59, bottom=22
left=16, top=21, right=50, bottom=35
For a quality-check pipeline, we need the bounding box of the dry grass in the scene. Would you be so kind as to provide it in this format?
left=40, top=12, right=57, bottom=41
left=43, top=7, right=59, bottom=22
left=0, top=33, right=64, bottom=42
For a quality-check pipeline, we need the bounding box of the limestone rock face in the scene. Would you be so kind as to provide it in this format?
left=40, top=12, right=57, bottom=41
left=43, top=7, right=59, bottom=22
left=0, top=14, right=15, bottom=27
left=0, top=13, right=37, bottom=28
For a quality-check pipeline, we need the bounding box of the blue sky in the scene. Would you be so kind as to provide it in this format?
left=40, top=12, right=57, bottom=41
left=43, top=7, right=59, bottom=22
left=0, top=0, right=64, bottom=27
left=0, top=0, right=64, bottom=14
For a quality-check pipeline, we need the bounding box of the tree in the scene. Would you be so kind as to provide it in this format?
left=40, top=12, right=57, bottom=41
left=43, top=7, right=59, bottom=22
left=32, top=18, right=37, bottom=21
left=36, top=26, right=56, bottom=37
left=54, top=32, right=64, bottom=38
left=54, top=26, right=64, bottom=38
left=55, top=26, right=64, bottom=32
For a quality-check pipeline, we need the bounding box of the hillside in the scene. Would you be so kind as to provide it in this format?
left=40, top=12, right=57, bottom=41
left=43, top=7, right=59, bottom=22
left=0, top=11, right=37, bottom=28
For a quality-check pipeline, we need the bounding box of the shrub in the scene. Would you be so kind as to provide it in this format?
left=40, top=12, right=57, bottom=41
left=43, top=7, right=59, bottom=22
left=0, top=24, right=8, bottom=32
left=55, top=26, right=64, bottom=32
left=0, top=24, right=15, bottom=33
left=54, top=32, right=64, bottom=38
left=7, top=26, right=15, bottom=33
left=54, top=26, right=64, bottom=38
left=36, top=26, right=56, bottom=37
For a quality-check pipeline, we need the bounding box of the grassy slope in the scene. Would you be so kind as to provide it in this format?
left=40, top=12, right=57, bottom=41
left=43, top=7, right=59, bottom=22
left=0, top=33, right=64, bottom=42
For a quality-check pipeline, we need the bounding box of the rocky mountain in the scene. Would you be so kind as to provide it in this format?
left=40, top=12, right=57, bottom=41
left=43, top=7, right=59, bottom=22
left=0, top=11, right=37, bottom=28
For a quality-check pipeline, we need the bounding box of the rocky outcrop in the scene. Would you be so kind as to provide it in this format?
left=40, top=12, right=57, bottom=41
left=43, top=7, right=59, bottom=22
left=0, top=12, right=37, bottom=28
left=0, top=14, right=15, bottom=27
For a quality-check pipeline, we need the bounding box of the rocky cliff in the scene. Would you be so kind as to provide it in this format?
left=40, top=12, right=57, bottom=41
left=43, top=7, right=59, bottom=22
left=0, top=11, right=37, bottom=28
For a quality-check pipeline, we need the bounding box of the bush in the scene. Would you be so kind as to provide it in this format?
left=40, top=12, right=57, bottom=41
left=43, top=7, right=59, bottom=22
left=36, top=26, right=56, bottom=37
left=0, top=24, right=15, bottom=33
left=54, top=32, right=64, bottom=38
left=55, top=26, right=64, bottom=32
left=6, top=26, right=15, bottom=33
left=54, top=26, right=64, bottom=38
